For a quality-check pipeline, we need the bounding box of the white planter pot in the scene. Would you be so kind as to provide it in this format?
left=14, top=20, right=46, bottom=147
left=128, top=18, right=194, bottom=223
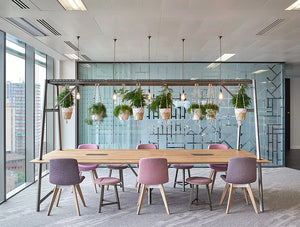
left=92, top=112, right=104, bottom=121
left=206, top=109, right=216, bottom=120
left=132, top=107, right=144, bottom=121
left=62, top=107, right=73, bottom=120
left=160, top=108, right=171, bottom=120
left=191, top=109, right=202, bottom=121
left=235, top=108, right=247, bottom=121
left=118, top=110, right=130, bottom=121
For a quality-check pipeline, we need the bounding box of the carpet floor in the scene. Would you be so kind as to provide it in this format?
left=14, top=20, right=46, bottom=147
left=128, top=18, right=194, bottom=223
left=0, top=167, right=299, bottom=227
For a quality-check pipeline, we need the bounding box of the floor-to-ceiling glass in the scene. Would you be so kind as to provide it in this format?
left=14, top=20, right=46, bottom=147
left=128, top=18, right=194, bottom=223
left=5, top=35, right=26, bottom=193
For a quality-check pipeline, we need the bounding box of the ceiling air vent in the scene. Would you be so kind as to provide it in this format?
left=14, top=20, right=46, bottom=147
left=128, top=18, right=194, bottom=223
left=36, top=19, right=61, bottom=36
left=256, top=19, right=285, bottom=35
left=64, top=41, right=79, bottom=51
left=11, top=0, right=29, bottom=9
left=6, top=17, right=46, bottom=36
left=81, top=54, right=91, bottom=61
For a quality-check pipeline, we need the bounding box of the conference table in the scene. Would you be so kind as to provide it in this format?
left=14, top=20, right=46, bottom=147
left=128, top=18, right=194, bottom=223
left=31, top=148, right=270, bottom=212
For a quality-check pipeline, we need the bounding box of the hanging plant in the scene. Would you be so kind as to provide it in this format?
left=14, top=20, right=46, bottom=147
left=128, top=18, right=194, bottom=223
left=149, top=85, right=173, bottom=121
left=231, top=84, right=251, bottom=122
left=113, top=104, right=132, bottom=121
left=187, top=83, right=205, bottom=121
left=204, top=84, right=219, bottom=120
left=87, top=84, right=107, bottom=124
left=122, top=86, right=146, bottom=121
left=57, top=87, right=74, bottom=122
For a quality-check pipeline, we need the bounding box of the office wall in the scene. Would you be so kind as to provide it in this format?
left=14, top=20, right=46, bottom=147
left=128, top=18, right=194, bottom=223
left=290, top=77, right=300, bottom=149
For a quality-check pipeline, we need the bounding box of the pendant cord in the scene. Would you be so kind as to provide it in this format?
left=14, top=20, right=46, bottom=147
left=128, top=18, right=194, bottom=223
left=219, top=36, right=222, bottom=82
left=113, top=39, right=117, bottom=80
left=148, top=36, right=151, bottom=80
left=77, top=36, right=80, bottom=61
left=182, top=38, right=185, bottom=81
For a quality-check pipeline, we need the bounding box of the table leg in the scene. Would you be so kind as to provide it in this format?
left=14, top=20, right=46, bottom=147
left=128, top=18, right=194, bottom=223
left=127, top=164, right=138, bottom=177
left=257, top=163, right=264, bottom=212
left=36, top=163, right=42, bottom=211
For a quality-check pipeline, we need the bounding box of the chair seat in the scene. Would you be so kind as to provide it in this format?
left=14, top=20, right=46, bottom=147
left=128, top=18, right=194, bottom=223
left=78, top=163, right=98, bottom=171
left=208, top=164, right=227, bottom=171
left=173, top=164, right=194, bottom=169
left=107, top=164, right=128, bottom=170
left=94, top=177, right=120, bottom=185
left=186, top=177, right=212, bottom=185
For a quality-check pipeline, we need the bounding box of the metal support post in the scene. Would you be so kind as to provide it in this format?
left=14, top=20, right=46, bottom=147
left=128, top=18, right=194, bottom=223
left=236, top=121, right=241, bottom=150
left=56, top=85, right=62, bottom=150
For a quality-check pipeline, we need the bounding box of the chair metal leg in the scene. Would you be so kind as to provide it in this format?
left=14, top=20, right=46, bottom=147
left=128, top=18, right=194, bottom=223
left=119, top=169, right=125, bottom=192
left=188, top=184, right=194, bottom=211
left=220, top=183, right=230, bottom=205
left=188, top=169, right=192, bottom=188
left=47, top=185, right=59, bottom=216
left=226, top=184, right=234, bottom=214
left=196, top=185, right=199, bottom=202
left=173, top=169, right=178, bottom=188
left=247, top=184, right=259, bottom=214
left=99, top=185, right=105, bottom=213
left=76, top=184, right=86, bottom=207
left=72, top=185, right=81, bottom=216
left=182, top=169, right=186, bottom=192
left=107, top=169, right=112, bottom=190
left=211, top=170, right=217, bottom=193
left=206, top=184, right=212, bottom=211
left=114, top=185, right=121, bottom=210
left=137, top=184, right=146, bottom=215
left=56, top=188, right=62, bottom=207
left=148, top=188, right=152, bottom=205
left=160, top=184, right=170, bottom=215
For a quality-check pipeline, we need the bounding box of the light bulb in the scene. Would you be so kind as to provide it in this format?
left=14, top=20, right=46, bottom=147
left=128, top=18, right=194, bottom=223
left=147, top=89, right=152, bottom=100
left=218, top=88, right=224, bottom=100
left=112, top=90, right=117, bottom=104
left=76, top=92, right=81, bottom=100
left=180, top=90, right=186, bottom=101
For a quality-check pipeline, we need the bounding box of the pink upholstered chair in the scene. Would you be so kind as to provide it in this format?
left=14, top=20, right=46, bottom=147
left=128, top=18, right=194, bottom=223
left=137, top=157, right=170, bottom=215
left=208, top=144, right=229, bottom=193
left=78, top=144, right=99, bottom=193
left=219, top=157, right=258, bottom=214
left=107, top=164, right=128, bottom=191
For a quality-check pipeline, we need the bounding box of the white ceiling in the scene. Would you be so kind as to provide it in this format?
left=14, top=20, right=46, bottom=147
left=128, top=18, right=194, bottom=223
left=0, top=0, right=300, bottom=64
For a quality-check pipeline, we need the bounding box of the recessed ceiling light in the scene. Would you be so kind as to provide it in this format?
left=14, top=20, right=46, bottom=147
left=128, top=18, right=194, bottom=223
left=207, top=54, right=235, bottom=69
left=252, top=69, right=268, bottom=74
left=285, top=0, right=300, bottom=10
left=58, top=0, right=87, bottom=11
left=64, top=53, right=82, bottom=60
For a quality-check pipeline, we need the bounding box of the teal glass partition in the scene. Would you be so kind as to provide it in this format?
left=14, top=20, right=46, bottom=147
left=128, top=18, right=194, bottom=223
left=78, top=62, right=284, bottom=166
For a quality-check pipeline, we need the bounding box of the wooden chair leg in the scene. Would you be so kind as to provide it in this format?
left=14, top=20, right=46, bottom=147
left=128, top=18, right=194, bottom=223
left=173, top=169, right=178, bottom=188
left=246, top=184, right=259, bottom=214
left=72, top=185, right=81, bottom=216
left=206, top=184, right=212, bottom=211
left=243, top=188, right=249, bottom=205
left=56, top=188, right=62, bottom=207
left=209, top=169, right=214, bottom=178
left=210, top=170, right=217, bottom=193
left=188, top=184, right=194, bottom=211
left=91, top=170, right=97, bottom=193
left=160, top=184, right=170, bottom=215
left=76, top=184, right=86, bottom=207
left=137, top=184, right=146, bottom=215
left=47, top=185, right=59, bottom=216
left=220, top=183, right=230, bottom=205
left=226, top=184, right=234, bottom=214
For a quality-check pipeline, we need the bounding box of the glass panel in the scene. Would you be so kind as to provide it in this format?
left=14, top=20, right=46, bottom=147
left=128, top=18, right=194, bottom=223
left=6, top=34, right=26, bottom=193
left=35, top=50, right=47, bottom=176
left=78, top=62, right=284, bottom=167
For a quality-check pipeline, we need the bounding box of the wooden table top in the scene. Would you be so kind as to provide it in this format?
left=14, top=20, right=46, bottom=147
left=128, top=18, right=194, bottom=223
left=31, top=149, right=270, bottom=164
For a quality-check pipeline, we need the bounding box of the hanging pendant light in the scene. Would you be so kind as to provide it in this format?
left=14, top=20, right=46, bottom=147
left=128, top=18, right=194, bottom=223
left=147, top=35, right=152, bottom=103
left=180, top=38, right=186, bottom=101
left=218, top=35, right=224, bottom=100
left=112, top=38, right=117, bottom=104
left=76, top=36, right=81, bottom=100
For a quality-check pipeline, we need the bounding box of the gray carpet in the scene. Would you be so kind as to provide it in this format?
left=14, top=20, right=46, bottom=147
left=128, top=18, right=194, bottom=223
left=0, top=167, right=299, bottom=227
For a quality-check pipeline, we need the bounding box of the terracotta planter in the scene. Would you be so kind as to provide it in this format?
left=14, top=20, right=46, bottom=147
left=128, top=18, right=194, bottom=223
left=160, top=108, right=171, bottom=120
left=118, top=110, right=130, bottom=121
left=191, top=109, right=202, bottom=121
left=132, top=107, right=144, bottom=121
left=235, top=108, right=247, bottom=121
left=206, top=109, right=216, bottom=120
left=62, top=107, right=73, bottom=120
left=91, top=112, right=104, bottom=121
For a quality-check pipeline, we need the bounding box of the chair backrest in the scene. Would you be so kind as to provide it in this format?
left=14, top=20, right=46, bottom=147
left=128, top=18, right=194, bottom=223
left=49, top=158, right=81, bottom=185
left=138, top=158, right=168, bottom=185
left=208, top=144, right=229, bottom=150
left=136, top=144, right=157, bottom=149
left=78, top=144, right=99, bottom=149
left=226, top=157, right=257, bottom=184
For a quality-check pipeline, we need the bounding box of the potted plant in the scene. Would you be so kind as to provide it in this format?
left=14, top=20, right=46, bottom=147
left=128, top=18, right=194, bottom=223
left=203, top=103, right=219, bottom=120
left=88, top=102, right=107, bottom=122
left=122, top=86, right=146, bottom=121
left=113, top=104, right=132, bottom=122
left=231, top=85, right=251, bottom=121
left=149, top=85, right=173, bottom=120
left=187, top=103, right=206, bottom=121
left=57, top=88, right=74, bottom=121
